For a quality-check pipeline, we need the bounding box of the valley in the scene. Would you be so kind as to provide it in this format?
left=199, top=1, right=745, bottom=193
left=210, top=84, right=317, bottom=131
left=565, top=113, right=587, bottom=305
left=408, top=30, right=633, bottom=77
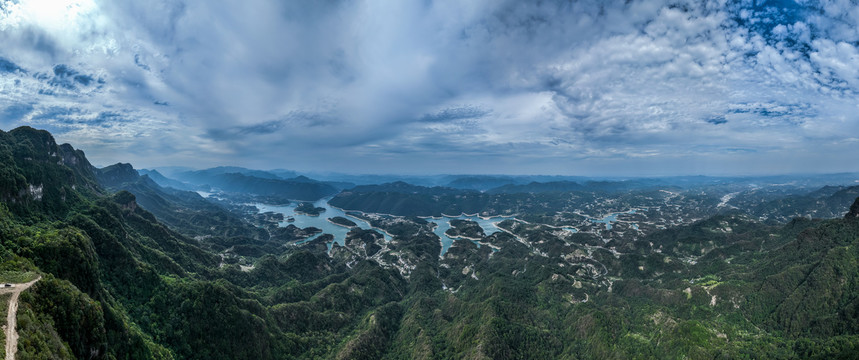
left=4, top=1, right=859, bottom=358
left=1, top=127, right=858, bottom=359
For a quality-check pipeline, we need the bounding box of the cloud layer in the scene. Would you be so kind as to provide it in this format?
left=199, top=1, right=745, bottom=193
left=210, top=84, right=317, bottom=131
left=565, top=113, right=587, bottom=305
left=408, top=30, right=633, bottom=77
left=1, top=0, right=858, bottom=175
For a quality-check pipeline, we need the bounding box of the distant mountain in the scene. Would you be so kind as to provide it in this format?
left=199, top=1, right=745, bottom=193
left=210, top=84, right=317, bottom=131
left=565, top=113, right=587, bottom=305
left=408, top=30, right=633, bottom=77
left=290, top=172, right=454, bottom=186
left=443, top=176, right=521, bottom=191
left=267, top=168, right=299, bottom=179
left=173, top=169, right=338, bottom=201
left=330, top=182, right=488, bottom=216
left=744, top=184, right=859, bottom=221
left=96, top=163, right=265, bottom=239
left=176, top=166, right=281, bottom=181
left=280, top=174, right=353, bottom=190
left=344, top=181, right=470, bottom=195
left=328, top=182, right=591, bottom=216
left=487, top=180, right=585, bottom=193
left=151, top=165, right=194, bottom=178
left=288, top=175, right=316, bottom=183
left=94, top=163, right=140, bottom=188
left=486, top=179, right=675, bottom=194
left=330, top=180, right=683, bottom=216
left=5, top=126, right=859, bottom=358
left=138, top=168, right=194, bottom=190
left=805, top=185, right=847, bottom=198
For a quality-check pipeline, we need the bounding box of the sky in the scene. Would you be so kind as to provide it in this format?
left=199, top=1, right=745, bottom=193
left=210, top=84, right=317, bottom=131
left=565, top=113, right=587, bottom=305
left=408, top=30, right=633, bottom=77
left=1, top=0, right=858, bottom=176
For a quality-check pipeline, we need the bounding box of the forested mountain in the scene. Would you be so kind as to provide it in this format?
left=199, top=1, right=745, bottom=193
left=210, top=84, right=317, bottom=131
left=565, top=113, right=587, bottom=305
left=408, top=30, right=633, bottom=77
left=172, top=168, right=339, bottom=201
left=0, top=127, right=411, bottom=359
left=743, top=185, right=859, bottom=222
left=332, top=180, right=859, bottom=223
left=95, top=163, right=266, bottom=240
left=178, top=166, right=283, bottom=180
left=330, top=182, right=502, bottom=216
left=443, top=176, right=525, bottom=191
left=1, top=127, right=858, bottom=359
left=137, top=169, right=195, bottom=191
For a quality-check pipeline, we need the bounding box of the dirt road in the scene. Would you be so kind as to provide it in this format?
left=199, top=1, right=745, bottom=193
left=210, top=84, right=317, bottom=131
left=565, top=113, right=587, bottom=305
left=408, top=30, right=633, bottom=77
left=1, top=276, right=40, bottom=360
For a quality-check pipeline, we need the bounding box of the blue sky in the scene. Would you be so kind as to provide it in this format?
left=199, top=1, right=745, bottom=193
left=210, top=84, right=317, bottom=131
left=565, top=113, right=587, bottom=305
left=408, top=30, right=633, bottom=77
left=1, top=0, right=858, bottom=175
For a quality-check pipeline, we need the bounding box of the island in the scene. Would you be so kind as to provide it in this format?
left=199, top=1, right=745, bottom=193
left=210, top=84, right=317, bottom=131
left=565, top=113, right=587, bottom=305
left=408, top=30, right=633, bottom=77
left=444, top=219, right=486, bottom=240
left=270, top=224, right=322, bottom=242
left=328, top=216, right=357, bottom=228
left=295, top=202, right=326, bottom=216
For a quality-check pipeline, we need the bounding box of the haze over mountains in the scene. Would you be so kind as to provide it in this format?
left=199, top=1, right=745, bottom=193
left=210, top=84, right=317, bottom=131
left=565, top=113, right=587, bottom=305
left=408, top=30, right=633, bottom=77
left=128, top=161, right=859, bottom=224
left=2, top=126, right=859, bottom=359
left=3, top=0, right=859, bottom=358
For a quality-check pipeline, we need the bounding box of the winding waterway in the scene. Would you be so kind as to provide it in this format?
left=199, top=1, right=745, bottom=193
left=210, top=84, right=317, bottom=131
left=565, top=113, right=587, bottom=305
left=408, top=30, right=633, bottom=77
left=254, top=197, right=391, bottom=248
left=253, top=198, right=514, bottom=255
left=423, top=215, right=515, bottom=256
left=252, top=197, right=640, bottom=256
left=590, top=209, right=639, bottom=230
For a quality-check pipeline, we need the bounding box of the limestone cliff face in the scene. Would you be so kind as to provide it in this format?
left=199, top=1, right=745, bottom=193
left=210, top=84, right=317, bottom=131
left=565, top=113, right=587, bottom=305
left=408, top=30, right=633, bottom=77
left=847, top=197, right=859, bottom=219
left=95, top=163, right=140, bottom=188
left=0, top=126, right=100, bottom=212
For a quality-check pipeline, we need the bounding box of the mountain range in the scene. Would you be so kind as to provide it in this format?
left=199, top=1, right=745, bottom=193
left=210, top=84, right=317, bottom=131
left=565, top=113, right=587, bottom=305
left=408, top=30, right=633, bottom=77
left=0, top=126, right=857, bottom=359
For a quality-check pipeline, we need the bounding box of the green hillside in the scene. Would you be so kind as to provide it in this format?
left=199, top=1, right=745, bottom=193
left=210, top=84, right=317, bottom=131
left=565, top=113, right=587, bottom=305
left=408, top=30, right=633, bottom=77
left=1, top=127, right=858, bottom=359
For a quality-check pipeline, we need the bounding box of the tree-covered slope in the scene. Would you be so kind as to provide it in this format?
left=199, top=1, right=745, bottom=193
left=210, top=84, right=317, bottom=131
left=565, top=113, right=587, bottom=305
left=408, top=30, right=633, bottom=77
left=0, top=127, right=100, bottom=221
left=1, top=126, right=858, bottom=359
left=173, top=168, right=338, bottom=201
left=95, top=162, right=266, bottom=240
left=0, top=127, right=411, bottom=359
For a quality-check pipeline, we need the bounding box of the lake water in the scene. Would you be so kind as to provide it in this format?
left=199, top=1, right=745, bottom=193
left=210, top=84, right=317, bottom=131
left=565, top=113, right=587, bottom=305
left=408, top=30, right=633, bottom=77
left=254, top=198, right=392, bottom=248
left=253, top=199, right=642, bottom=256
left=256, top=198, right=514, bottom=256
left=424, top=215, right=514, bottom=256
left=590, top=209, right=638, bottom=230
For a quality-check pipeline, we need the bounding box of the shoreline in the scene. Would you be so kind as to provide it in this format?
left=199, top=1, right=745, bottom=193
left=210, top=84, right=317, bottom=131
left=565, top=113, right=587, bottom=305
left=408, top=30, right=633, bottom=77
left=514, top=219, right=580, bottom=232
left=421, top=212, right=517, bottom=221
left=443, top=233, right=484, bottom=242
left=324, top=205, right=396, bottom=240
left=370, top=227, right=396, bottom=239
left=329, top=202, right=516, bottom=220
left=443, top=235, right=502, bottom=251
left=294, top=210, right=322, bottom=217
left=256, top=201, right=394, bottom=242
left=326, top=218, right=357, bottom=229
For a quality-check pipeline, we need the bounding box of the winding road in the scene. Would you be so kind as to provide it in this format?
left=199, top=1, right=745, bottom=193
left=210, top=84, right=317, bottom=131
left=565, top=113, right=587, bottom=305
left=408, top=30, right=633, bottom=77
left=1, top=276, right=40, bottom=360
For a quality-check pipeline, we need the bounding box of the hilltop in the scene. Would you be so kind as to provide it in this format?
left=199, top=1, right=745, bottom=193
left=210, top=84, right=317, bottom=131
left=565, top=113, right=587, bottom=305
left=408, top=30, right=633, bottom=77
left=0, top=126, right=858, bottom=359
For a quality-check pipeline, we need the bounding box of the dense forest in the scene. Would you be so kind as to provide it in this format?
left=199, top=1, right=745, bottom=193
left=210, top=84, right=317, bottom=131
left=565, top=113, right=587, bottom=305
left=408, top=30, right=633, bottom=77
left=1, top=127, right=858, bottom=359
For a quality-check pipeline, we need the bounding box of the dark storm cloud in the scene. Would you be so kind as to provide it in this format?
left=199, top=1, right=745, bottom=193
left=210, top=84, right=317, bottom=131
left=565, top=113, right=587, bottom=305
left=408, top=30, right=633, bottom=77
left=43, top=64, right=102, bottom=90
left=420, top=106, right=491, bottom=123
left=0, top=57, right=25, bottom=73
left=205, top=111, right=339, bottom=141
left=706, top=117, right=728, bottom=125
left=0, top=103, right=34, bottom=122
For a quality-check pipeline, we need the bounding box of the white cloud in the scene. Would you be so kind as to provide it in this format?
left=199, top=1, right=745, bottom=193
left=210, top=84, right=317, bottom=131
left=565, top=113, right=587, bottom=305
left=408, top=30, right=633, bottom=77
left=0, top=0, right=857, bottom=175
